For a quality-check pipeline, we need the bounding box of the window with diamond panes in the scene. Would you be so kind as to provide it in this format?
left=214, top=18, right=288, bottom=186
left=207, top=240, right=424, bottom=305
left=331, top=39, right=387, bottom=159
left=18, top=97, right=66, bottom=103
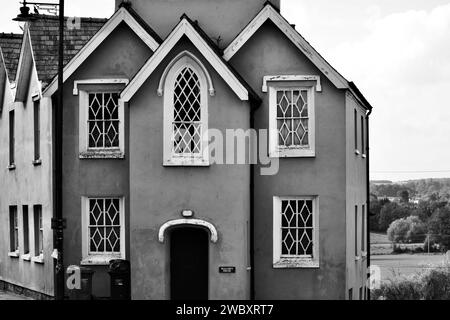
left=88, top=93, right=120, bottom=149
left=281, top=199, right=314, bottom=257
left=88, top=198, right=121, bottom=254
left=276, top=89, right=309, bottom=148
left=172, top=67, right=202, bottom=156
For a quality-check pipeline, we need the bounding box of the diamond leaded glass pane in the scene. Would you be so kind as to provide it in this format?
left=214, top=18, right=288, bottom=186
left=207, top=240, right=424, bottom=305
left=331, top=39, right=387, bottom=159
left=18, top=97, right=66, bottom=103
left=276, top=89, right=309, bottom=148
left=281, top=199, right=314, bottom=257
left=88, top=93, right=120, bottom=149
left=88, top=198, right=121, bottom=254
left=173, top=67, right=202, bottom=155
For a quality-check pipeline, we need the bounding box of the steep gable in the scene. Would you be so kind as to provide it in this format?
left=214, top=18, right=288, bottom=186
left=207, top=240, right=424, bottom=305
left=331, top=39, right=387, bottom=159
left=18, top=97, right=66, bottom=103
left=0, top=49, right=7, bottom=111
left=13, top=16, right=108, bottom=102
left=29, top=15, right=107, bottom=87
left=0, top=33, right=23, bottom=82
left=121, top=15, right=259, bottom=103
left=43, top=5, right=161, bottom=97
left=0, top=34, right=22, bottom=110
left=14, top=28, right=34, bottom=102
left=224, top=2, right=372, bottom=111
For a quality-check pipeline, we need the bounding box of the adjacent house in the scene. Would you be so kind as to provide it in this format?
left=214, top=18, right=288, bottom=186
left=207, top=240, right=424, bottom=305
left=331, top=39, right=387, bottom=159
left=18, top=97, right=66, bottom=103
left=0, top=16, right=106, bottom=299
left=0, top=0, right=372, bottom=300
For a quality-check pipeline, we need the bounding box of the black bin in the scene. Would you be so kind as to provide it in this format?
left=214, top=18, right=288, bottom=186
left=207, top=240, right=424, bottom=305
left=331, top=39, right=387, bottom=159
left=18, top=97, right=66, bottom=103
left=108, top=259, right=131, bottom=300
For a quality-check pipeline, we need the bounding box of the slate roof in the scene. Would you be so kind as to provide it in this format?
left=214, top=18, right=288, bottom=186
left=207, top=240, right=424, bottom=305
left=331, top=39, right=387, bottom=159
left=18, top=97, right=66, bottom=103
left=0, top=33, right=23, bottom=82
left=28, top=15, right=108, bottom=86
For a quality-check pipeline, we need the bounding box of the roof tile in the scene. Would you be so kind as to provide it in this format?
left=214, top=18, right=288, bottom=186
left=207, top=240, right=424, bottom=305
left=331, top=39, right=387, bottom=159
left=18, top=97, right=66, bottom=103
left=0, top=33, right=23, bottom=81
left=28, top=14, right=107, bottom=85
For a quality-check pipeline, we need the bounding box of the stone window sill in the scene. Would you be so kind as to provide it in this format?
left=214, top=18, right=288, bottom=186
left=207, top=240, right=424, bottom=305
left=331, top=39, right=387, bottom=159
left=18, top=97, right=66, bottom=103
left=164, top=158, right=210, bottom=167
left=7, top=164, right=16, bottom=171
left=362, top=154, right=367, bottom=159
left=80, top=150, right=124, bottom=160
left=81, top=255, right=121, bottom=266
left=273, top=258, right=320, bottom=269
left=8, top=251, right=20, bottom=258
left=32, top=159, right=42, bottom=166
left=355, top=150, right=361, bottom=156
left=32, top=255, right=44, bottom=264
left=270, top=148, right=316, bottom=158
left=21, top=254, right=32, bottom=261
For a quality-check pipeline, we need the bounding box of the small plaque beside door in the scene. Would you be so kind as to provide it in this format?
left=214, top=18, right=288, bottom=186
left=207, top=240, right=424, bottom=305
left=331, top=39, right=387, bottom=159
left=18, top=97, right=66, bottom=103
left=219, top=266, right=236, bottom=274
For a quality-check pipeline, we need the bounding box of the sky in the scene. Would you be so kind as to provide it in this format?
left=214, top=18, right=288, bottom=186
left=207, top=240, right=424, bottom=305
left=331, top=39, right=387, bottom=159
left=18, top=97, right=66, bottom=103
left=1, top=0, right=450, bottom=182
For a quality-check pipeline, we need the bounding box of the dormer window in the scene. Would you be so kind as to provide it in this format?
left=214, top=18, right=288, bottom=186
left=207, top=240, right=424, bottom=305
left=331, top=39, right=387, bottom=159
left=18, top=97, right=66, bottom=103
left=162, top=53, right=210, bottom=166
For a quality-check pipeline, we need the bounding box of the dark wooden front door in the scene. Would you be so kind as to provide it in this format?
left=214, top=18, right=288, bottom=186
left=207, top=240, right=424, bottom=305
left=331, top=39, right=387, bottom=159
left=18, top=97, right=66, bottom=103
left=170, top=228, right=209, bottom=300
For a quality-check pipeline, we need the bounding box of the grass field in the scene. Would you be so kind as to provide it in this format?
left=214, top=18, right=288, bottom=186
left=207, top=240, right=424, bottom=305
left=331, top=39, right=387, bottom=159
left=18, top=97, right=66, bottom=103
left=371, top=232, right=394, bottom=255
left=372, top=254, right=448, bottom=281
left=370, top=232, right=424, bottom=255
left=371, top=232, right=389, bottom=244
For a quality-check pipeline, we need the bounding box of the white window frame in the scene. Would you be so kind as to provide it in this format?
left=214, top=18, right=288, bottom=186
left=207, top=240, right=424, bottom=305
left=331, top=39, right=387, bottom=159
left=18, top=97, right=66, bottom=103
left=361, top=115, right=366, bottom=158
left=81, top=197, right=125, bottom=266
left=273, top=196, right=320, bottom=269
left=163, top=55, right=209, bottom=166
left=76, top=79, right=128, bottom=159
left=354, top=109, right=360, bottom=156
left=362, top=205, right=367, bottom=258
left=268, top=84, right=316, bottom=158
left=355, top=205, right=360, bottom=261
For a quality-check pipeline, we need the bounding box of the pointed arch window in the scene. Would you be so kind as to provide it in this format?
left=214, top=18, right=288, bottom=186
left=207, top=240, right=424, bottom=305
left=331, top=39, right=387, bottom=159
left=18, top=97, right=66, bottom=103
left=162, top=53, right=211, bottom=166
left=173, top=67, right=202, bottom=155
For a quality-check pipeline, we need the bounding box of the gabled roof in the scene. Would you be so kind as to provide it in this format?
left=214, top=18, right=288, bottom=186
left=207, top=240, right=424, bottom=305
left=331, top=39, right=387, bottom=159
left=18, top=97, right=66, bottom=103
left=121, top=15, right=259, bottom=103
left=223, top=1, right=372, bottom=110
left=29, top=15, right=107, bottom=87
left=0, top=33, right=23, bottom=82
left=0, top=47, right=10, bottom=110
left=43, top=5, right=162, bottom=97
left=14, top=27, right=34, bottom=102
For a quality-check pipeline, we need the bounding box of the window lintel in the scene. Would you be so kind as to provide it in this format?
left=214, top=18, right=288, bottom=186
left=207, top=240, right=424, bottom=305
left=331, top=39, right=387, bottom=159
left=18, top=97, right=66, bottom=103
left=73, top=79, right=129, bottom=96
left=263, top=75, right=322, bottom=93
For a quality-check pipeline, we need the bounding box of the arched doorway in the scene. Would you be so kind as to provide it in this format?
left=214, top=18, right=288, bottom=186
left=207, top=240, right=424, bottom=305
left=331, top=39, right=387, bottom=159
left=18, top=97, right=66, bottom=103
left=170, top=227, right=209, bottom=300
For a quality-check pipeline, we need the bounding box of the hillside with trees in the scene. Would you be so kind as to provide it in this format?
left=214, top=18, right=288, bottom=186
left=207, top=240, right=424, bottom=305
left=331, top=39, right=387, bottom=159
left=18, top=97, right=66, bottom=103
left=370, top=179, right=450, bottom=252
left=371, top=178, right=450, bottom=201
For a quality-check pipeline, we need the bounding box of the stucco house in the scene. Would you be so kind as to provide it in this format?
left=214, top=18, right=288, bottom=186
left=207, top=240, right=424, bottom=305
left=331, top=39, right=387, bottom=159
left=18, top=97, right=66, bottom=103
left=0, top=0, right=372, bottom=300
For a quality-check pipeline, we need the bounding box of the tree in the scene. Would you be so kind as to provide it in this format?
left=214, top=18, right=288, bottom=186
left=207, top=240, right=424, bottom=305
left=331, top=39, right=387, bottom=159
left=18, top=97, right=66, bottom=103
left=398, top=190, right=410, bottom=203
left=379, top=202, right=411, bottom=232
left=387, top=218, right=410, bottom=243
left=429, top=192, right=441, bottom=202
left=413, top=200, right=447, bottom=223
left=406, top=216, right=427, bottom=243
left=369, top=197, right=392, bottom=232
left=369, top=198, right=382, bottom=231
left=387, top=216, right=427, bottom=244
left=428, top=206, right=450, bottom=251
